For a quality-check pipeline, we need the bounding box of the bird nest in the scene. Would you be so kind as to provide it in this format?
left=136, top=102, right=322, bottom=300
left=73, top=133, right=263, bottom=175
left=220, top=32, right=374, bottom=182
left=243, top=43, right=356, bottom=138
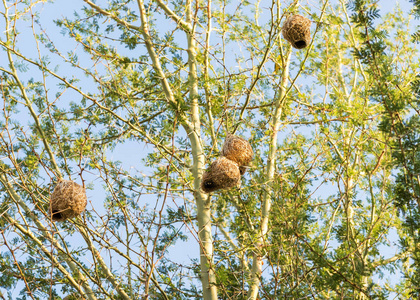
left=201, top=157, right=241, bottom=193
left=49, top=180, right=87, bottom=222
left=282, top=15, right=311, bottom=49
left=221, top=134, right=254, bottom=168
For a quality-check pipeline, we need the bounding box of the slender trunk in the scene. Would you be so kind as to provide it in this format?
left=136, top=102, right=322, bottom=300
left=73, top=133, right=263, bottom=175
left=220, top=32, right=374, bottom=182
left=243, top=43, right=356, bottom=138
left=136, top=1, right=217, bottom=297
left=247, top=49, right=292, bottom=300
left=186, top=1, right=218, bottom=299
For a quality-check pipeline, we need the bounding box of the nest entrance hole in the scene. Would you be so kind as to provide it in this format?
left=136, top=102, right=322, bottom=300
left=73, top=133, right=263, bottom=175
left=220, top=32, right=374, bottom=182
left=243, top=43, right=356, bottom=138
left=203, top=180, right=215, bottom=189
left=52, top=210, right=63, bottom=221
left=294, top=40, right=307, bottom=49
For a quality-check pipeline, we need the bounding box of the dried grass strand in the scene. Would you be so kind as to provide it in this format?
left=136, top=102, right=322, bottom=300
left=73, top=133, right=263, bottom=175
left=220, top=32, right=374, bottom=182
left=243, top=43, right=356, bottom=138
left=49, top=180, right=87, bottom=222
left=282, top=15, right=311, bottom=49
left=201, top=157, right=241, bottom=193
left=221, top=134, right=254, bottom=167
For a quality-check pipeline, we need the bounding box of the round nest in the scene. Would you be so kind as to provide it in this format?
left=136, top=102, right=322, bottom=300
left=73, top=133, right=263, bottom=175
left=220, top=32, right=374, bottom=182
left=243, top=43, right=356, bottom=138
left=221, top=134, right=254, bottom=167
left=49, top=180, right=87, bottom=222
left=201, top=157, right=241, bottom=193
left=282, top=15, right=311, bottom=49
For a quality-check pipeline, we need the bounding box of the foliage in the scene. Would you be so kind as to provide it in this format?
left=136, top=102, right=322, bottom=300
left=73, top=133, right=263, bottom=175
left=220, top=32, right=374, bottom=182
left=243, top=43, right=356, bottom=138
left=0, top=0, right=419, bottom=299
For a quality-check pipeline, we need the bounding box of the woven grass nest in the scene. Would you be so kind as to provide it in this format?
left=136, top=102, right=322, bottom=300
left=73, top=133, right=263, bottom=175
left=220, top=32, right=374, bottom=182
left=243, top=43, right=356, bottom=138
left=49, top=180, right=87, bottom=222
left=201, top=157, right=241, bottom=193
left=221, top=134, right=254, bottom=170
left=282, top=14, right=311, bottom=49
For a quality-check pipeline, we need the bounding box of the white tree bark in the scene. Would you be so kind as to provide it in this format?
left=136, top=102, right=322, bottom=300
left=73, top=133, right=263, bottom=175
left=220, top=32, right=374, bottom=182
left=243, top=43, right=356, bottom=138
left=247, top=49, right=292, bottom=300
left=137, top=1, right=218, bottom=298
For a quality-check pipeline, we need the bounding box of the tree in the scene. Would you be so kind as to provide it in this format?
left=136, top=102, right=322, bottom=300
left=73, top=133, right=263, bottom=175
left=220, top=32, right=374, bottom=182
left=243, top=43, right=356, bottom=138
left=0, top=0, right=419, bottom=299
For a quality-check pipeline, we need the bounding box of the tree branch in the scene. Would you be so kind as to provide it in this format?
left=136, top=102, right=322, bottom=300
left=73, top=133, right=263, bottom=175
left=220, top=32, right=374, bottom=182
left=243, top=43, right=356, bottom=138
left=155, top=0, right=192, bottom=32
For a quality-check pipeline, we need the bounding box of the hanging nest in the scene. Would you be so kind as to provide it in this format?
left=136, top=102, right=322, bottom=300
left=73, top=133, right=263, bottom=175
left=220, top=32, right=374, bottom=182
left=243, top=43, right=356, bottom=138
left=221, top=134, right=254, bottom=167
left=201, top=157, right=241, bottom=193
left=282, top=15, right=311, bottom=49
left=49, top=180, right=87, bottom=222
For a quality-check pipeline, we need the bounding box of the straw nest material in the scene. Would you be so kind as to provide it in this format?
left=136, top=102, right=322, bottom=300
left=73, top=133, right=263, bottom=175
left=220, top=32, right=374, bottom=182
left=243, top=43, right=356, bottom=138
left=221, top=134, right=254, bottom=167
left=282, top=15, right=311, bottom=49
left=49, top=180, right=87, bottom=222
left=201, top=157, right=241, bottom=193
